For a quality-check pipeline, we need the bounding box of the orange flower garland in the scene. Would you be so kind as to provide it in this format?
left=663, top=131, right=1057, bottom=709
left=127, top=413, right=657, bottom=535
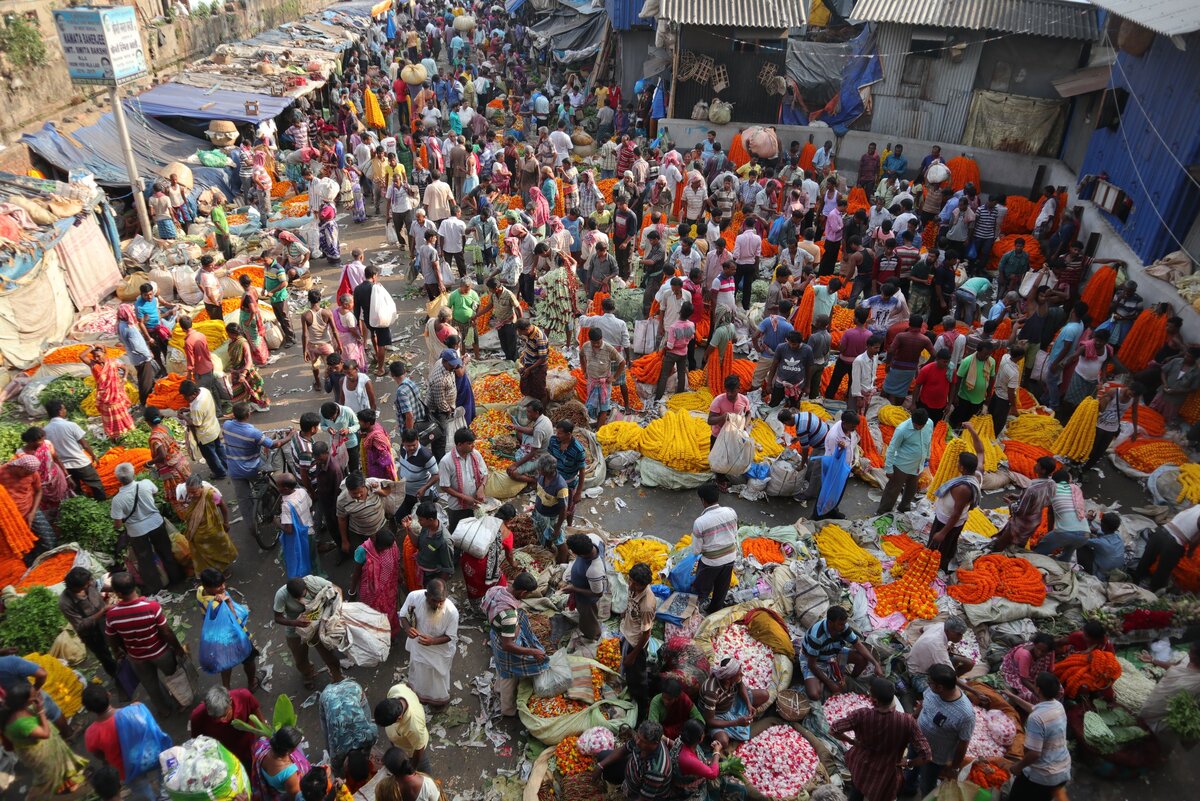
left=1080, top=265, right=1117, bottom=325
left=875, top=537, right=940, bottom=620
left=1002, top=440, right=1059, bottom=478
left=1125, top=405, right=1164, bottom=437
left=928, top=421, right=950, bottom=473
left=571, top=369, right=644, bottom=411
left=146, top=373, right=188, bottom=411
left=95, top=447, right=153, bottom=496
left=989, top=235, right=1045, bottom=271
left=793, top=286, right=815, bottom=338
left=1001, top=196, right=1037, bottom=234
left=946, top=156, right=981, bottom=192
left=1116, top=309, right=1169, bottom=372
left=629, top=351, right=664, bottom=384
left=1054, top=650, right=1122, bottom=699
left=1113, top=437, right=1189, bottom=473
left=0, top=485, right=37, bottom=558
left=846, top=187, right=870, bottom=216
left=857, top=416, right=885, bottom=468
left=742, top=537, right=787, bottom=564
left=43, top=344, right=123, bottom=365
left=947, top=554, right=1046, bottom=606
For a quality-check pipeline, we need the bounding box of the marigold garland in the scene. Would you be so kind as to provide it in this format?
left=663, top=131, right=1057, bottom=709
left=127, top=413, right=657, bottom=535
left=946, top=156, right=981, bottom=192
left=95, top=447, right=153, bottom=495
left=0, top=485, right=37, bottom=558
left=857, top=417, right=885, bottom=468
left=1116, top=309, right=1169, bottom=373
left=596, top=421, right=645, bottom=454
left=926, top=437, right=967, bottom=498
left=1002, top=440, right=1059, bottom=478
left=928, top=421, right=950, bottom=473
left=1054, top=650, right=1122, bottom=699
left=1051, top=397, right=1098, bottom=461
left=1005, top=414, right=1062, bottom=450
left=42, top=344, right=124, bottom=365
left=875, top=539, right=939, bottom=620
left=23, top=653, right=83, bottom=718
left=1125, top=404, right=1164, bottom=437
left=146, top=373, right=188, bottom=411
left=792, top=286, right=815, bottom=338
left=963, top=415, right=1005, bottom=472
left=1113, top=437, right=1189, bottom=473
left=815, top=524, right=882, bottom=584
left=639, top=411, right=712, bottom=473
left=1080, top=266, right=1118, bottom=325
left=742, top=537, right=787, bottom=564
left=947, top=554, right=1046, bottom=606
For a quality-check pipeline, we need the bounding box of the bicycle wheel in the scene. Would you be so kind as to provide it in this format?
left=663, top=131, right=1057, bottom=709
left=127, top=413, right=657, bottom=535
left=252, top=483, right=282, bottom=549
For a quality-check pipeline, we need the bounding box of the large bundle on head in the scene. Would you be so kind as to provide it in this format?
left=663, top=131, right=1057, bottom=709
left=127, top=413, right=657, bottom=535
left=742, top=126, right=779, bottom=159
left=160, top=162, right=194, bottom=189
left=453, top=14, right=476, bottom=32
left=206, top=120, right=239, bottom=147
left=926, top=163, right=951, bottom=185
left=401, top=63, right=428, bottom=85
left=571, top=131, right=594, bottom=147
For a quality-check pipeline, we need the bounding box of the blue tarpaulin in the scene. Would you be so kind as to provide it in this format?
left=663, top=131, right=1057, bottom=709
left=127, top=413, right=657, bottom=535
left=131, top=83, right=295, bottom=124
left=783, top=25, right=883, bottom=135
left=506, top=0, right=527, bottom=13
left=21, top=104, right=234, bottom=200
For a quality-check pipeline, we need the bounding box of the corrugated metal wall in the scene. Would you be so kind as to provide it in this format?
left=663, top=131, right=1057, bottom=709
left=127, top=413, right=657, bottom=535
left=615, top=29, right=655, bottom=97
left=673, top=27, right=786, bottom=125
left=867, top=25, right=984, bottom=143
left=605, top=0, right=653, bottom=31
left=1079, top=33, right=1200, bottom=264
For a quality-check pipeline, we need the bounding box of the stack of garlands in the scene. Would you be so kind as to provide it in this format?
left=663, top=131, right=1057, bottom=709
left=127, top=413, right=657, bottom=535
left=875, top=535, right=940, bottom=620
left=947, top=554, right=1045, bottom=606
left=1117, top=307, right=1170, bottom=372
left=1050, top=397, right=1097, bottom=461
left=1054, top=650, right=1122, bottom=698
left=1114, top=438, right=1190, bottom=473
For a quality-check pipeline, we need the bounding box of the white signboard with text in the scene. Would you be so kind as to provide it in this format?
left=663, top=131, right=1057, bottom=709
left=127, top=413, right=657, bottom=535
left=53, top=6, right=147, bottom=87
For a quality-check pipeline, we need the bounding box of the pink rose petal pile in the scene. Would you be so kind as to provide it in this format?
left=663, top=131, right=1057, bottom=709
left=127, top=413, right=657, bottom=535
left=713, top=624, right=775, bottom=690
left=966, top=707, right=1015, bottom=759
left=738, top=724, right=820, bottom=798
left=822, top=692, right=874, bottom=739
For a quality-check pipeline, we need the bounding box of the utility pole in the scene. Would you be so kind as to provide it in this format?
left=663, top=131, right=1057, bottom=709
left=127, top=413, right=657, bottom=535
left=110, top=87, right=153, bottom=240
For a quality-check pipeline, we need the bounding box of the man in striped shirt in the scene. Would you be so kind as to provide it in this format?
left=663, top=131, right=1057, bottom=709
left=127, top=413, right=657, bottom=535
left=970, top=195, right=1001, bottom=275
left=105, top=571, right=187, bottom=715
left=691, top=484, right=739, bottom=615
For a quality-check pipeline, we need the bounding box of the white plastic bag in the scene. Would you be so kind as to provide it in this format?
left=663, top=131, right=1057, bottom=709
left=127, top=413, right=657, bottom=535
left=368, top=283, right=397, bottom=328
left=172, top=265, right=203, bottom=305
left=632, top=319, right=658, bottom=354
left=532, top=649, right=573, bottom=698
left=452, top=516, right=503, bottom=559
left=708, top=413, right=754, bottom=476
left=385, top=221, right=399, bottom=245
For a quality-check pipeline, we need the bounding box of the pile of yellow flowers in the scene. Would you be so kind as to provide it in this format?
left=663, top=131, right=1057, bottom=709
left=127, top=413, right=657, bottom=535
left=666, top=388, right=713, bottom=412
left=612, top=538, right=670, bottom=576
left=750, top=420, right=783, bottom=462
left=24, top=653, right=83, bottom=718
left=640, top=411, right=711, bottom=473
left=1051, top=397, right=1098, bottom=461
left=800, top=401, right=832, bottom=421
left=555, top=736, right=593, bottom=776
left=1178, top=464, right=1200, bottom=504
left=927, top=438, right=968, bottom=498
left=471, top=409, right=515, bottom=470
left=878, top=405, right=910, bottom=427
left=79, top=379, right=138, bottom=417
left=1005, top=414, right=1063, bottom=449
left=964, top=415, right=1005, bottom=472
left=167, top=319, right=228, bottom=352
left=964, top=507, right=999, bottom=538
left=815, top=524, right=882, bottom=584
left=596, top=638, right=622, bottom=672
left=596, top=421, right=645, bottom=454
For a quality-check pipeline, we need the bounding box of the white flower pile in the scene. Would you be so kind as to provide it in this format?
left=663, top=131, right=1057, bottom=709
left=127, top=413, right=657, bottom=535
left=738, top=725, right=820, bottom=798
left=713, top=624, right=776, bottom=690
left=1113, top=657, right=1156, bottom=713
left=966, top=707, right=1017, bottom=759
left=576, top=726, right=615, bottom=755
left=950, top=628, right=982, bottom=664
left=822, top=692, right=874, bottom=739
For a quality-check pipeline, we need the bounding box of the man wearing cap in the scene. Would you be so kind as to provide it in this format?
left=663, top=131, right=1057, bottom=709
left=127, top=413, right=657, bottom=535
left=426, top=348, right=461, bottom=461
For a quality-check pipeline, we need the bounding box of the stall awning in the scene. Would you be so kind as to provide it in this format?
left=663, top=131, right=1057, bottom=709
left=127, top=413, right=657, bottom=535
left=1053, top=65, right=1113, bottom=97
left=659, top=0, right=805, bottom=28
left=21, top=105, right=234, bottom=199
left=530, top=6, right=607, bottom=62
left=131, top=83, right=295, bottom=124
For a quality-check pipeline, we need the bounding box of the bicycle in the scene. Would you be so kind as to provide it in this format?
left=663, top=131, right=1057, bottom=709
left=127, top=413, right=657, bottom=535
left=247, top=470, right=282, bottom=550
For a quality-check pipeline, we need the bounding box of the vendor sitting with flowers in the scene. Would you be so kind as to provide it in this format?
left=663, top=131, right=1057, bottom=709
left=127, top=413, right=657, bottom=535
left=798, top=606, right=883, bottom=702
left=699, top=657, right=769, bottom=748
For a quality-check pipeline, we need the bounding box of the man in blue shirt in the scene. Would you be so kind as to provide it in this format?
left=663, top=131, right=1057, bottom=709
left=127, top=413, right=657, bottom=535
left=882, top=143, right=907, bottom=179
left=1044, top=301, right=1088, bottom=409
left=877, top=409, right=932, bottom=515
left=222, top=402, right=295, bottom=542
left=799, top=606, right=882, bottom=701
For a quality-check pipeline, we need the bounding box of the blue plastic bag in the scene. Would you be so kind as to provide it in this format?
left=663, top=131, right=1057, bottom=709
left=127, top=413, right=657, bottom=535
left=745, top=461, right=770, bottom=481
left=817, top=445, right=852, bottom=516
left=198, top=598, right=254, bottom=675
left=668, top=552, right=700, bottom=593
left=282, top=503, right=313, bottom=579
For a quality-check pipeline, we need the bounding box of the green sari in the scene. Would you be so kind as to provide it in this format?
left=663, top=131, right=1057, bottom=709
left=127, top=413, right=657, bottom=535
left=4, top=712, right=87, bottom=796
left=183, top=486, right=239, bottom=573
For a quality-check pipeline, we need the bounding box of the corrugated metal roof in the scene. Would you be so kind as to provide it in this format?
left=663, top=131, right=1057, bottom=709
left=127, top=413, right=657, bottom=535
left=1053, top=65, right=1113, bottom=96
left=607, top=0, right=654, bottom=30
left=659, top=0, right=805, bottom=28
left=1089, top=0, right=1200, bottom=36
left=849, top=0, right=1100, bottom=40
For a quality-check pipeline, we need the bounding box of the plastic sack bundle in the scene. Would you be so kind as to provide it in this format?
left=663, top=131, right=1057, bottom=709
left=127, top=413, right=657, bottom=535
left=817, top=446, right=852, bottom=516
left=709, top=413, right=754, bottom=476
left=161, top=736, right=250, bottom=801
left=577, top=725, right=616, bottom=755
left=198, top=597, right=255, bottom=675
left=532, top=649, right=573, bottom=698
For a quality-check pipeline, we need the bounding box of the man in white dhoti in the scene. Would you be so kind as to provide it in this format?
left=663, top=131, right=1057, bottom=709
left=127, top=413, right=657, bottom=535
left=398, top=578, right=460, bottom=706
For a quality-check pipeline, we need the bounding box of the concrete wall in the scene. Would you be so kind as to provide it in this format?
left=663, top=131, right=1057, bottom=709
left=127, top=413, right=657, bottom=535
left=659, top=116, right=1200, bottom=339
left=0, top=0, right=329, bottom=145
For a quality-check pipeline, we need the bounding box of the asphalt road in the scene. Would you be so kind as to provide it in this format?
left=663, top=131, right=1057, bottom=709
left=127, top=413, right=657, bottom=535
left=27, top=210, right=1188, bottom=801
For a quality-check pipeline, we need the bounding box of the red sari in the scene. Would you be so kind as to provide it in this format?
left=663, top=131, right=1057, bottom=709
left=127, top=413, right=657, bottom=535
left=362, top=424, right=397, bottom=481
left=359, top=539, right=401, bottom=634
left=91, top=358, right=135, bottom=438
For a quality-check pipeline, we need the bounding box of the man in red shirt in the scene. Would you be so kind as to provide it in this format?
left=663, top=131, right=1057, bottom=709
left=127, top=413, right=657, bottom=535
left=825, top=306, right=871, bottom=401
left=180, top=315, right=230, bottom=415
left=82, top=684, right=171, bottom=788
left=909, top=349, right=953, bottom=419
left=104, top=571, right=188, bottom=715
left=883, top=316, right=936, bottom=403
left=190, top=685, right=263, bottom=769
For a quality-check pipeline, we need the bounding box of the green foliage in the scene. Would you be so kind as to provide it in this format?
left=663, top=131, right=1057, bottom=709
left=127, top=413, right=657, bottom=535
left=0, top=15, right=47, bottom=69
left=56, top=495, right=119, bottom=557
left=0, top=422, right=26, bottom=463
left=0, top=587, right=67, bottom=653
left=719, top=755, right=745, bottom=780
left=193, top=2, right=212, bottom=18
left=1167, top=691, right=1200, bottom=741
left=40, top=376, right=90, bottom=415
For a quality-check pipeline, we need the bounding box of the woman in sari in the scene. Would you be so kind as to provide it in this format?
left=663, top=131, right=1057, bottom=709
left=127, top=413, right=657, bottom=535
left=424, top=307, right=456, bottom=374
left=178, top=474, right=238, bottom=574
left=347, top=157, right=367, bottom=223
left=528, top=185, right=550, bottom=237
left=319, top=202, right=341, bottom=263
left=235, top=293, right=268, bottom=366
left=491, top=157, right=512, bottom=195
left=252, top=726, right=311, bottom=801
left=649, top=678, right=704, bottom=740
left=116, top=303, right=157, bottom=406
left=146, top=406, right=191, bottom=518
left=539, top=167, right=558, bottom=215
left=648, top=176, right=672, bottom=218
left=18, top=426, right=71, bottom=521
left=358, top=409, right=396, bottom=481
left=999, top=632, right=1056, bottom=704
left=250, top=151, right=273, bottom=220
left=1, top=683, right=86, bottom=797
left=81, top=345, right=135, bottom=439
left=333, top=293, right=367, bottom=368
left=461, top=503, right=516, bottom=601
left=377, top=759, right=442, bottom=801
left=278, top=231, right=311, bottom=281
left=462, top=146, right=480, bottom=198
left=705, top=304, right=736, bottom=397
left=671, top=719, right=745, bottom=801
left=226, top=322, right=270, bottom=410
left=350, top=528, right=401, bottom=635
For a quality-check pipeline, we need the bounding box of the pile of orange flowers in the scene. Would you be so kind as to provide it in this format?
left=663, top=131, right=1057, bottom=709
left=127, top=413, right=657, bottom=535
left=827, top=305, right=856, bottom=348
left=528, top=694, right=590, bottom=718
left=15, top=551, right=77, bottom=590
left=0, top=485, right=38, bottom=587
left=1054, top=650, right=1122, bottom=698
left=230, top=265, right=265, bottom=288
left=742, top=537, right=787, bottom=563
left=946, top=156, right=981, bottom=192
left=571, top=369, right=644, bottom=411
left=96, top=447, right=153, bottom=495
left=475, top=373, right=522, bottom=405
left=1002, top=440, right=1059, bottom=478
left=597, top=179, right=618, bottom=204
left=1114, top=437, right=1189, bottom=473
left=928, top=422, right=951, bottom=473
left=147, top=373, right=188, bottom=410
left=42, top=344, right=123, bottom=365
left=270, top=180, right=294, bottom=198
left=548, top=348, right=569, bottom=371
left=969, top=760, right=1010, bottom=788
left=471, top=409, right=515, bottom=470
left=875, top=536, right=940, bottom=620
left=947, top=554, right=1046, bottom=606
left=596, top=638, right=621, bottom=672
left=1117, top=309, right=1170, bottom=372
left=846, top=187, right=870, bottom=216
left=1014, top=387, right=1038, bottom=412
left=193, top=297, right=243, bottom=323
left=1125, top=404, right=1165, bottom=437
left=555, top=736, right=593, bottom=776
left=630, top=351, right=663, bottom=384
left=1080, top=266, right=1118, bottom=324
left=1001, top=196, right=1038, bottom=234
left=989, top=235, right=1045, bottom=272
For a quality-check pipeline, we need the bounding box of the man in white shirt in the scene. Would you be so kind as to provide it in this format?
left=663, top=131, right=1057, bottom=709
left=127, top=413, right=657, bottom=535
left=906, top=618, right=974, bottom=688
left=654, top=276, right=687, bottom=334
left=423, top=173, right=455, bottom=224
left=988, top=349, right=1022, bottom=433
left=438, top=205, right=469, bottom=280
left=849, top=334, right=883, bottom=415
left=691, top=484, right=739, bottom=614
left=548, top=121, right=574, bottom=164
left=1133, top=505, right=1200, bottom=591
left=732, top=221, right=762, bottom=311
left=669, top=238, right=702, bottom=278
left=43, top=400, right=107, bottom=499
left=868, top=196, right=894, bottom=232
left=180, top=381, right=228, bottom=479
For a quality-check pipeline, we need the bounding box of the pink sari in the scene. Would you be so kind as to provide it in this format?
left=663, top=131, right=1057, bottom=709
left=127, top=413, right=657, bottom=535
left=332, top=307, right=367, bottom=367
left=27, top=442, right=71, bottom=516
left=363, top=424, right=397, bottom=481
left=360, top=539, right=401, bottom=634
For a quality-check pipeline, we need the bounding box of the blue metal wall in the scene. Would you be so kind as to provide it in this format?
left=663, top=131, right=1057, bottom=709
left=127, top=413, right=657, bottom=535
left=1079, top=33, right=1200, bottom=264
left=606, top=0, right=653, bottom=31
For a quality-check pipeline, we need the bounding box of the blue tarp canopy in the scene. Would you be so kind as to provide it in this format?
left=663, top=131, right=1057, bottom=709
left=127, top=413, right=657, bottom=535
left=21, top=104, right=234, bottom=200
left=506, top=0, right=527, bottom=13
left=131, top=83, right=295, bottom=124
